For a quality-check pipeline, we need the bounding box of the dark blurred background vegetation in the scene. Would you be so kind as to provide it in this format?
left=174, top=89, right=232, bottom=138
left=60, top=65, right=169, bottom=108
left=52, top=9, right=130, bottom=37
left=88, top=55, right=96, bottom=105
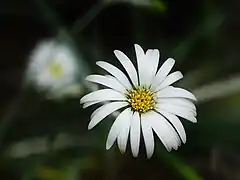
left=1, top=0, right=240, bottom=179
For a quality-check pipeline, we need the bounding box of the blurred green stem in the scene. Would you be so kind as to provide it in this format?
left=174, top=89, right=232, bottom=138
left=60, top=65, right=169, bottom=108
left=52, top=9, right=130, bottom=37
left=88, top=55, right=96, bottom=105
left=35, top=0, right=62, bottom=33
left=71, top=1, right=105, bottom=35
left=172, top=12, right=225, bottom=61
left=156, top=146, right=203, bottom=180
left=0, top=90, right=26, bottom=150
left=104, top=149, right=120, bottom=180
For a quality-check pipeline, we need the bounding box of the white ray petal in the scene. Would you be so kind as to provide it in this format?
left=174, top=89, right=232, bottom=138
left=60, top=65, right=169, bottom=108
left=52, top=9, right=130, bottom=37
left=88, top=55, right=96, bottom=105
left=96, top=61, right=132, bottom=89
left=146, top=49, right=160, bottom=77
left=149, top=111, right=181, bottom=151
left=134, top=44, right=148, bottom=85
left=80, top=89, right=126, bottom=104
left=144, top=111, right=170, bottom=150
left=88, top=102, right=128, bottom=129
left=140, top=49, right=160, bottom=86
left=157, top=109, right=186, bottom=143
left=158, top=102, right=196, bottom=116
left=151, top=58, right=175, bottom=89
left=86, top=75, right=126, bottom=93
left=106, top=108, right=132, bottom=150
left=130, top=112, right=141, bottom=157
left=82, top=101, right=101, bottom=108
left=156, top=86, right=197, bottom=101
left=155, top=71, right=183, bottom=91
left=117, top=111, right=132, bottom=153
left=114, top=50, right=139, bottom=86
left=157, top=98, right=196, bottom=110
left=156, top=103, right=197, bottom=123
left=141, top=113, right=155, bottom=158
left=155, top=111, right=181, bottom=149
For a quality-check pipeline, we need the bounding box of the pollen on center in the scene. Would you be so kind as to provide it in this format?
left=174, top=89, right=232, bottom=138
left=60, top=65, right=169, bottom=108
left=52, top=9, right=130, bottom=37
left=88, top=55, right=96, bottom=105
left=48, top=61, right=64, bottom=79
left=127, top=87, right=155, bottom=113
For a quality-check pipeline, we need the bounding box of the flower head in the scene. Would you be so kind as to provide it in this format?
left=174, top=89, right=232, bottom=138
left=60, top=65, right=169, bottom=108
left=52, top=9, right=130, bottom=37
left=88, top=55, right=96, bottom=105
left=26, top=39, right=80, bottom=96
left=80, top=44, right=197, bottom=158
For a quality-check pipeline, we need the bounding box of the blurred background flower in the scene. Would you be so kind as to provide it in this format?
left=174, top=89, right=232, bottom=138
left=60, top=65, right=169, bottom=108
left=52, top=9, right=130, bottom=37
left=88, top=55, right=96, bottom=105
left=0, top=0, right=240, bottom=180
left=25, top=38, right=83, bottom=99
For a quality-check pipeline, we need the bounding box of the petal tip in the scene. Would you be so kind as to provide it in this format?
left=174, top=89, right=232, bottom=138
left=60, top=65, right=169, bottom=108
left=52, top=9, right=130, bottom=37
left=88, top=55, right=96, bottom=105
left=134, top=44, right=144, bottom=52
left=106, top=144, right=111, bottom=150
left=119, top=147, right=126, bottom=154
left=113, top=50, right=120, bottom=54
left=147, top=153, right=153, bottom=159
left=192, top=95, right=197, bottom=101
left=80, top=98, right=84, bottom=104
left=119, top=150, right=125, bottom=154
left=167, top=58, right=175, bottom=64
left=88, top=124, right=93, bottom=130
left=133, top=154, right=138, bottom=158
left=134, top=44, right=141, bottom=48
left=179, top=71, right=184, bottom=78
left=96, top=61, right=103, bottom=66
left=166, top=147, right=172, bottom=152
left=82, top=103, right=90, bottom=108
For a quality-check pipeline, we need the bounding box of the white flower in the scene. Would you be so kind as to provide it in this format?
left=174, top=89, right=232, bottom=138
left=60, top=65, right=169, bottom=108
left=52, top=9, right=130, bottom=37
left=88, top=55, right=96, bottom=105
left=26, top=39, right=79, bottom=95
left=80, top=44, right=197, bottom=158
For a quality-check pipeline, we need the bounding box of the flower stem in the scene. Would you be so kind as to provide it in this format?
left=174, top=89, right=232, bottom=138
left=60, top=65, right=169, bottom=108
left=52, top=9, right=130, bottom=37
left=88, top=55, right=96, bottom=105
left=71, top=1, right=105, bottom=35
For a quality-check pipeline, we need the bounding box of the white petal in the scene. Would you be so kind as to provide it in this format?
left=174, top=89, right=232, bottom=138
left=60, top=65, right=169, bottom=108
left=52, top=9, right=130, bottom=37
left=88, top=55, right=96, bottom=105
left=149, top=111, right=181, bottom=151
left=96, top=61, right=132, bottom=89
left=114, top=50, right=139, bottom=86
left=156, top=86, right=197, bottom=101
left=147, top=112, right=171, bottom=151
left=157, top=109, right=186, bottom=143
left=106, top=108, right=132, bottom=150
left=88, top=102, right=128, bottom=129
left=86, top=75, right=126, bottom=93
left=130, top=112, right=140, bottom=157
left=141, top=113, right=155, bottom=158
left=151, top=58, right=175, bottom=89
left=158, top=102, right=196, bottom=116
left=156, top=103, right=197, bottom=123
left=155, top=71, right=183, bottom=91
left=134, top=44, right=148, bottom=85
left=134, top=45, right=160, bottom=87
left=82, top=101, right=101, bottom=108
left=136, top=48, right=160, bottom=87
left=117, top=111, right=132, bottom=153
left=80, top=89, right=126, bottom=104
left=157, top=98, right=196, bottom=111
left=145, top=49, right=160, bottom=81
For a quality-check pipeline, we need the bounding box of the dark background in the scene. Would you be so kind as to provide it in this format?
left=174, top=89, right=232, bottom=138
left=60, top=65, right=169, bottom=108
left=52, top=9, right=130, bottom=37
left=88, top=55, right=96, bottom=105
left=1, top=0, right=240, bottom=179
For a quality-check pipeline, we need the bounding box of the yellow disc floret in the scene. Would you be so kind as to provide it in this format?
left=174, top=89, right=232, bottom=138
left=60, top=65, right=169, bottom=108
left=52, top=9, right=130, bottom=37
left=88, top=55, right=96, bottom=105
left=128, top=87, right=155, bottom=113
left=48, top=61, right=64, bottom=79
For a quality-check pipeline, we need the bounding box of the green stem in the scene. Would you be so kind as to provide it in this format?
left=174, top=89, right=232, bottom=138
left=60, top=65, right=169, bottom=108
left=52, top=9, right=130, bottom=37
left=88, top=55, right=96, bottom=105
left=0, top=91, right=26, bottom=150
left=157, top=147, right=203, bottom=180
left=71, top=1, right=105, bottom=35
left=35, top=0, right=62, bottom=33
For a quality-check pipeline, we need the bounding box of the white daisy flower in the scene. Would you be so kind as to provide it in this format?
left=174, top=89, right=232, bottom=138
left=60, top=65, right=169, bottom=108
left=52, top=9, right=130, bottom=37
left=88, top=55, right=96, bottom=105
left=26, top=39, right=80, bottom=95
left=80, top=44, right=197, bottom=158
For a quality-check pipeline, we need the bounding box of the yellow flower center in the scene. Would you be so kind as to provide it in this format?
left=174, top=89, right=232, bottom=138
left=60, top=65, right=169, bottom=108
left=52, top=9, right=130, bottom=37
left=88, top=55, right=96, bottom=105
left=48, top=61, right=64, bottom=79
left=128, top=87, right=155, bottom=113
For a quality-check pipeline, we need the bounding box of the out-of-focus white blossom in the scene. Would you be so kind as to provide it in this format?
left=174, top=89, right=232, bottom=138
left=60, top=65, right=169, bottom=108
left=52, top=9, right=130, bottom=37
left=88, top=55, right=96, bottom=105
left=26, top=39, right=82, bottom=98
